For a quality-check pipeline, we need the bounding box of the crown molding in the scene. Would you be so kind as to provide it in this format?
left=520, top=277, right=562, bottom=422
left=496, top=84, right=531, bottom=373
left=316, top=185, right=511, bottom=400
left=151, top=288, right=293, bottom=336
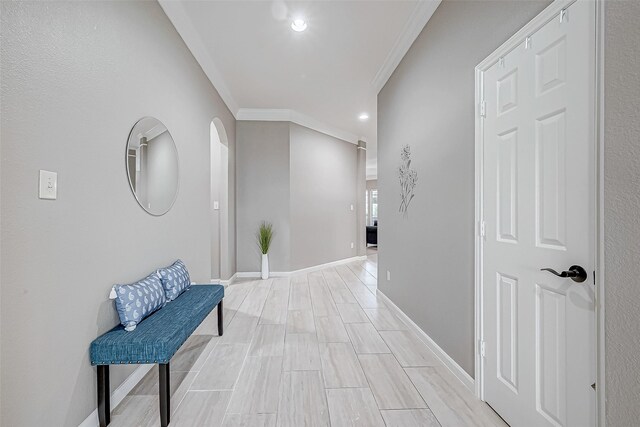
left=237, top=108, right=360, bottom=145
left=159, top=0, right=239, bottom=117
left=371, top=0, right=441, bottom=94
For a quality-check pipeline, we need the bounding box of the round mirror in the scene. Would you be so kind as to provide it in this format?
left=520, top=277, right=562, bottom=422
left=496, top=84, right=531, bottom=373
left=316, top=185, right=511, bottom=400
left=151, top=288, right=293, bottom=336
left=126, top=117, right=179, bottom=216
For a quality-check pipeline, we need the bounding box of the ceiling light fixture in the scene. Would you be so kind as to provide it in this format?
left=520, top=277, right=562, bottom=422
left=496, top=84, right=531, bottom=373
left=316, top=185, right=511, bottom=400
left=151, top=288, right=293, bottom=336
left=291, top=18, right=307, bottom=32
left=358, top=113, right=370, bottom=121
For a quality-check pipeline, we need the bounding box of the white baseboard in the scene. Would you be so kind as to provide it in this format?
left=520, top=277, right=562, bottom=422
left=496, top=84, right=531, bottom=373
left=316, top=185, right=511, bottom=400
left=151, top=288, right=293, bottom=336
left=210, top=273, right=238, bottom=287
left=78, top=364, right=154, bottom=427
left=220, top=273, right=237, bottom=287
left=377, top=289, right=475, bottom=393
left=236, top=255, right=367, bottom=279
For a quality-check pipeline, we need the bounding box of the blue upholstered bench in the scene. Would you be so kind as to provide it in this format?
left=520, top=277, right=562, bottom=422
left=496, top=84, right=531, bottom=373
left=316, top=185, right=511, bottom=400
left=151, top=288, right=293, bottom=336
left=90, top=284, right=224, bottom=427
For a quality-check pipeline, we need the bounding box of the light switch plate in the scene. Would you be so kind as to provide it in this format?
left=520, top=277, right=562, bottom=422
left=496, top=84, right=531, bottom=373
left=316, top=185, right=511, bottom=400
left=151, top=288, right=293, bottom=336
left=213, top=201, right=220, bottom=210
left=350, top=204, right=354, bottom=211
left=39, top=170, right=57, bottom=200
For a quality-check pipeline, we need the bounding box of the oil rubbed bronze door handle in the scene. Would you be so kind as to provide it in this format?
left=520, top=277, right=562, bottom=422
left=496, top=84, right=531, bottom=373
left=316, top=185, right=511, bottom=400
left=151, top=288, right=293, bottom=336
left=541, top=265, right=588, bottom=283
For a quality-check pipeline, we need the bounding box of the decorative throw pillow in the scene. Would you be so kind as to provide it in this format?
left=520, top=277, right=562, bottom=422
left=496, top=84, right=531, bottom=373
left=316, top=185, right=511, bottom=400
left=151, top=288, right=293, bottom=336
left=157, top=259, right=191, bottom=301
left=113, top=273, right=166, bottom=331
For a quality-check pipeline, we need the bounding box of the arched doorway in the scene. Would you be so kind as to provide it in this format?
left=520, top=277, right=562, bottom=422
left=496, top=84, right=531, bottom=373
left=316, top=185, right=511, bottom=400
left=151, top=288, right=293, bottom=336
left=210, top=118, right=230, bottom=281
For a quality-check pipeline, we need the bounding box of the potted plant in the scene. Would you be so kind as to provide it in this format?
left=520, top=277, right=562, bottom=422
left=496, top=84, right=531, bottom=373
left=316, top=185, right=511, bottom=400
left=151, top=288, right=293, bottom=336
left=257, top=221, right=273, bottom=280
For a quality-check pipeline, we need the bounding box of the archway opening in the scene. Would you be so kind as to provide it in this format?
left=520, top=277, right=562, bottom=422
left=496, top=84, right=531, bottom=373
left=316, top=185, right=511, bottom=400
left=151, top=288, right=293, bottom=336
left=210, top=118, right=230, bottom=281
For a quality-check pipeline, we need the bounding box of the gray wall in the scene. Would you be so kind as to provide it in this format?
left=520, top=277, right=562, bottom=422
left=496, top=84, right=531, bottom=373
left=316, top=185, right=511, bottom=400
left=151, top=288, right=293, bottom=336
left=236, top=121, right=291, bottom=272
left=603, top=1, right=640, bottom=424
left=289, top=124, right=358, bottom=270
left=0, top=1, right=236, bottom=425
left=236, top=122, right=359, bottom=273
left=377, top=0, right=550, bottom=376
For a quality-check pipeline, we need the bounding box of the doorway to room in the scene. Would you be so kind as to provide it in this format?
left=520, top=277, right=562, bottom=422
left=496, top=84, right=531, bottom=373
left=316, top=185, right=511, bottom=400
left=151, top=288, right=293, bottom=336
left=365, top=179, right=378, bottom=255
left=210, top=118, right=230, bottom=281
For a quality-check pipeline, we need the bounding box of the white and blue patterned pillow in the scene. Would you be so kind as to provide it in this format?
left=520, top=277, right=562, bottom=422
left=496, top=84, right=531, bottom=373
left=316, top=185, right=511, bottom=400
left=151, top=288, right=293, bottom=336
left=113, top=273, right=166, bottom=332
left=157, top=259, right=191, bottom=302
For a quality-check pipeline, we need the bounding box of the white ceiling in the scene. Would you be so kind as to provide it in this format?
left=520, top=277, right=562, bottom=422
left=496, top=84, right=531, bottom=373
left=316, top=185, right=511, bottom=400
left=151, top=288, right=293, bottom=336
left=160, top=0, right=440, bottom=176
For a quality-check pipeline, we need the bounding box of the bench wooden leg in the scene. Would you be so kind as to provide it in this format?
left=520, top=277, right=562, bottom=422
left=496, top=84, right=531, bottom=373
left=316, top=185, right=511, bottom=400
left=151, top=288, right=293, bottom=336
left=97, top=365, right=110, bottom=426
left=159, top=363, right=170, bottom=427
left=217, top=300, right=224, bottom=336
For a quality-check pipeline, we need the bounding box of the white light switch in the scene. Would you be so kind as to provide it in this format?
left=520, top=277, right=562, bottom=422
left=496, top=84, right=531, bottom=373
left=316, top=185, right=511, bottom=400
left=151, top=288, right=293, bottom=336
left=386, top=270, right=391, bottom=281
left=350, top=204, right=354, bottom=211
left=350, top=242, right=354, bottom=249
left=39, top=170, right=57, bottom=200
left=213, top=201, right=219, bottom=210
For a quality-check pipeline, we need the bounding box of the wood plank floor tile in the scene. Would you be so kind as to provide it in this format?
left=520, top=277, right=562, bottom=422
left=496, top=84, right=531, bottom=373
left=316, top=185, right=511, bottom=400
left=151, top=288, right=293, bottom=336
left=289, top=281, right=312, bottom=311
left=171, top=334, right=213, bottom=372
left=364, top=308, right=407, bottom=331
left=277, top=371, right=330, bottom=427
left=222, top=414, right=277, bottom=427
left=319, top=342, right=368, bottom=388
left=237, top=282, right=272, bottom=317
left=283, top=333, right=321, bottom=371
left=219, top=315, right=258, bottom=344
left=345, top=323, right=390, bottom=354
left=309, top=281, right=339, bottom=317
left=315, top=316, right=350, bottom=343
left=249, top=324, right=286, bottom=357
left=115, top=255, right=511, bottom=427
left=110, top=396, right=158, bottom=427
left=323, top=269, right=358, bottom=304
left=405, top=367, right=507, bottom=427
left=226, top=356, right=283, bottom=414
left=260, top=279, right=290, bottom=325
left=286, top=309, right=316, bottom=333
left=358, top=354, right=426, bottom=410
left=380, top=409, right=441, bottom=427
left=380, top=331, right=440, bottom=367
left=350, top=287, right=386, bottom=309
left=325, top=388, right=386, bottom=427
left=336, top=303, right=369, bottom=323
left=190, top=343, right=249, bottom=391
left=346, top=263, right=377, bottom=286
left=171, top=390, right=231, bottom=427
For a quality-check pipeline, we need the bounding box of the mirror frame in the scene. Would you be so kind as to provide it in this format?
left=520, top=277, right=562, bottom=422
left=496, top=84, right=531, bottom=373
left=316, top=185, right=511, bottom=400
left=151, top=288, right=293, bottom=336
left=125, top=116, right=180, bottom=216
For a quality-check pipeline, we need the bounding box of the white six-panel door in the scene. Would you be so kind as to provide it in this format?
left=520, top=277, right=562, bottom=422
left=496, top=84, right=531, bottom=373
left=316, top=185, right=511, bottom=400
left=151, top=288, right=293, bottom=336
left=481, top=1, right=595, bottom=426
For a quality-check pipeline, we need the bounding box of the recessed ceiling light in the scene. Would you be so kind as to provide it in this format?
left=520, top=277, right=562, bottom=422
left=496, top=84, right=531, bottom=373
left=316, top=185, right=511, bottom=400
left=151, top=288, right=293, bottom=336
left=291, top=18, right=307, bottom=32
left=358, top=113, right=370, bottom=121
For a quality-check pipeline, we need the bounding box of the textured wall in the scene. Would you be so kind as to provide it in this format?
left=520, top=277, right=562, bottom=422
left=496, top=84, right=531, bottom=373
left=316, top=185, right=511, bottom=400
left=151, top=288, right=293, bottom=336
left=236, top=121, right=292, bottom=272
left=0, top=1, right=236, bottom=425
left=289, top=124, right=358, bottom=270
left=236, top=122, right=359, bottom=273
left=603, top=1, right=640, bottom=424
left=377, top=0, right=550, bottom=375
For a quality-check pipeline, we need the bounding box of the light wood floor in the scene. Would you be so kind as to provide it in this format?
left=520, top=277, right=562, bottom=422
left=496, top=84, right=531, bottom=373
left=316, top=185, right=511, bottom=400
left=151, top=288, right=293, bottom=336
left=112, top=255, right=506, bottom=426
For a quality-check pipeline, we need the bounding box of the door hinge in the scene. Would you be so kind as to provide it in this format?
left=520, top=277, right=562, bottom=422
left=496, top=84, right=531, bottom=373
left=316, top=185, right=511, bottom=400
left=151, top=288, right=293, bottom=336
left=479, top=220, right=486, bottom=237
left=480, top=101, right=486, bottom=118
left=591, top=382, right=596, bottom=391
left=480, top=340, right=486, bottom=358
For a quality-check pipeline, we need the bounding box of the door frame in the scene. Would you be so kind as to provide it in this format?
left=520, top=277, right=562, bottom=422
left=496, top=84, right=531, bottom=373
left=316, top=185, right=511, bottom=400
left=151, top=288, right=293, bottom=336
left=473, top=0, right=605, bottom=424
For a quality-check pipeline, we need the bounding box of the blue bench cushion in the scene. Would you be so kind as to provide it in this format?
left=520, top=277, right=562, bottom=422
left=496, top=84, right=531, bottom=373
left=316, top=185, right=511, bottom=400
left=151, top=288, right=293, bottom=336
left=90, top=285, right=224, bottom=365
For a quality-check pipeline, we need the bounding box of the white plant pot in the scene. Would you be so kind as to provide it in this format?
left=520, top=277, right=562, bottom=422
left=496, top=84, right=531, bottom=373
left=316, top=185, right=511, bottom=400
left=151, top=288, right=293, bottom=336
left=261, top=254, right=269, bottom=280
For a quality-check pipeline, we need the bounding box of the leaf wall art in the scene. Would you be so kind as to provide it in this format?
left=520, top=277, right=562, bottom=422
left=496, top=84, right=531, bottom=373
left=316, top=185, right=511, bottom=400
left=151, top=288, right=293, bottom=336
left=398, top=144, right=417, bottom=216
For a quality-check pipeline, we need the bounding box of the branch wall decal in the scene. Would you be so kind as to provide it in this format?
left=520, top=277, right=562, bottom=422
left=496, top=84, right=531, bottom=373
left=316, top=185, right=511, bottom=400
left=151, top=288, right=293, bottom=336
left=398, top=144, right=418, bottom=216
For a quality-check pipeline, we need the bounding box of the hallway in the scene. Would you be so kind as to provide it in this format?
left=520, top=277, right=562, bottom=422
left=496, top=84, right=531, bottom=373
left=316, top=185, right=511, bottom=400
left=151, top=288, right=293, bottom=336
left=111, top=255, right=505, bottom=426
